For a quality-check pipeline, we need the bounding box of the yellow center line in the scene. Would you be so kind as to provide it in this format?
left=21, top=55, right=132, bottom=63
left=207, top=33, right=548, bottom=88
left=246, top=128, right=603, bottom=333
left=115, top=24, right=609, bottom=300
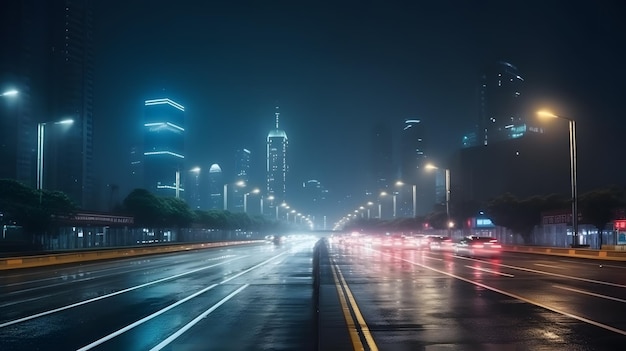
left=331, top=258, right=379, bottom=351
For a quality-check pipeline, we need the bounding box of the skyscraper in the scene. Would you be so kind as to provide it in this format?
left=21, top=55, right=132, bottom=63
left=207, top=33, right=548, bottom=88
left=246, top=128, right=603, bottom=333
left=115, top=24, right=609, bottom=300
left=266, top=106, right=288, bottom=214
left=369, top=122, right=393, bottom=192
left=399, top=118, right=430, bottom=216
left=208, top=163, right=223, bottom=210
left=1, top=0, right=94, bottom=208
left=477, top=61, right=525, bottom=146
left=143, top=98, right=185, bottom=197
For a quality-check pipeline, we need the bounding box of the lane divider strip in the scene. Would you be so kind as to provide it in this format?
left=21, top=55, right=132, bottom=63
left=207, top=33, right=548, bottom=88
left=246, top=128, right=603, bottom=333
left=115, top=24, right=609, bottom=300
left=330, top=257, right=378, bottom=351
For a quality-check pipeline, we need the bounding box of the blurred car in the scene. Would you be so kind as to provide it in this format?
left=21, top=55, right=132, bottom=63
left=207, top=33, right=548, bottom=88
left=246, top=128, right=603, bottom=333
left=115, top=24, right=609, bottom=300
left=454, top=236, right=502, bottom=257
left=428, top=236, right=454, bottom=252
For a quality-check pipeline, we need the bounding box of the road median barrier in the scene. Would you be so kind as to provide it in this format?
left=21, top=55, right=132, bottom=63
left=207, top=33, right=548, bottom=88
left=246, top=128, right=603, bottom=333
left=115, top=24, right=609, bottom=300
left=505, top=245, right=626, bottom=261
left=0, top=240, right=264, bottom=270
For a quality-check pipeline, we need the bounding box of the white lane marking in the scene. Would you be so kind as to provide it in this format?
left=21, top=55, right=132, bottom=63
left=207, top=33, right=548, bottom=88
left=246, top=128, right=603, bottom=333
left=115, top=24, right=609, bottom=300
left=464, top=265, right=515, bottom=277
left=370, top=249, right=626, bottom=336
left=149, top=284, right=250, bottom=351
left=0, top=256, right=245, bottom=328
left=553, top=285, right=626, bottom=303
left=559, top=260, right=626, bottom=269
left=496, top=262, right=626, bottom=289
left=76, top=252, right=288, bottom=350
left=75, top=282, right=219, bottom=351
left=534, top=263, right=564, bottom=269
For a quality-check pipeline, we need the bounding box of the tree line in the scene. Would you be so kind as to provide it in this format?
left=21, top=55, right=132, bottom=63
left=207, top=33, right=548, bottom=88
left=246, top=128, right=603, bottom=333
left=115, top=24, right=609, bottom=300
left=0, top=180, right=288, bottom=236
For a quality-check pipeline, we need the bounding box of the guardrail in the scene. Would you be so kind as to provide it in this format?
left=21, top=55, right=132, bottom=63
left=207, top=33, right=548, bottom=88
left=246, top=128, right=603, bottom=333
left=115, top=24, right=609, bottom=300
left=505, top=245, right=626, bottom=261
left=0, top=240, right=265, bottom=270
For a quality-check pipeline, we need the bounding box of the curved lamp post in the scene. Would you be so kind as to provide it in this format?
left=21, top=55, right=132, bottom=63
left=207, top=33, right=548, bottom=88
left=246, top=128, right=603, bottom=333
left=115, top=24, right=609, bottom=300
left=538, top=110, right=578, bottom=247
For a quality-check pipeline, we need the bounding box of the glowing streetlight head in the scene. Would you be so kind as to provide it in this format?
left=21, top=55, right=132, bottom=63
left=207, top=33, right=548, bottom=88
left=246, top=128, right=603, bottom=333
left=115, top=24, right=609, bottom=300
left=1, top=89, right=18, bottom=97
left=537, top=110, right=558, bottom=119
left=190, top=166, right=201, bottom=173
left=425, top=164, right=438, bottom=170
left=235, top=180, right=246, bottom=187
left=380, top=191, right=388, bottom=196
left=395, top=180, right=404, bottom=186
left=251, top=188, right=260, bottom=194
left=56, top=119, right=74, bottom=125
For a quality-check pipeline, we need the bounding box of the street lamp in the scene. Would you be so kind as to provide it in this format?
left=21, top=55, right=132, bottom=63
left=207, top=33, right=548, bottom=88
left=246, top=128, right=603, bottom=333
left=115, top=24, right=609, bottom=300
left=393, top=181, right=405, bottom=218
left=366, top=201, right=373, bottom=219
left=378, top=191, right=388, bottom=218
left=1, top=89, right=18, bottom=97
left=425, top=164, right=451, bottom=233
left=189, top=167, right=201, bottom=207
left=538, top=110, right=578, bottom=247
left=243, top=188, right=260, bottom=213
left=261, top=195, right=274, bottom=217
left=224, top=180, right=245, bottom=210
left=37, top=118, right=74, bottom=204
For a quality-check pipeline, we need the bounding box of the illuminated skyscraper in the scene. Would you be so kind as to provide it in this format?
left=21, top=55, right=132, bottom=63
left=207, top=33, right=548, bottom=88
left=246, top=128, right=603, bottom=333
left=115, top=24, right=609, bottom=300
left=142, top=98, right=185, bottom=197
left=208, top=163, right=223, bottom=209
left=477, top=61, right=525, bottom=146
left=266, top=106, right=288, bottom=214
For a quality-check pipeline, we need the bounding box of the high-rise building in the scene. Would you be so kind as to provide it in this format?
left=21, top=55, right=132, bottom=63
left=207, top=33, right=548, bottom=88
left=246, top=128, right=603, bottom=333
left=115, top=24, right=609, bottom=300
left=208, top=163, right=223, bottom=210
left=142, top=98, right=185, bottom=197
left=266, top=106, right=288, bottom=214
left=369, top=122, right=393, bottom=192
left=399, top=118, right=431, bottom=216
left=232, top=148, right=251, bottom=212
left=1, top=0, right=95, bottom=208
left=400, top=119, right=427, bottom=177
left=475, top=61, right=526, bottom=146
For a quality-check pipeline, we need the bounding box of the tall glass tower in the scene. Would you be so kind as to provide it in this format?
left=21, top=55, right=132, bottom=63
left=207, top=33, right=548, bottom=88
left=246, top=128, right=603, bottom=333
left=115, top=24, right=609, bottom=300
left=143, top=98, right=185, bottom=197
left=266, top=106, right=288, bottom=214
left=478, top=61, right=525, bottom=146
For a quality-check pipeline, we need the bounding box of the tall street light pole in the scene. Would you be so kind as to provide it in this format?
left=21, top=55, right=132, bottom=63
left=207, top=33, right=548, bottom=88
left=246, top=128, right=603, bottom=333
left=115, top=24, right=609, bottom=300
left=244, top=188, right=260, bottom=213
left=538, top=110, right=578, bottom=247
left=37, top=119, right=74, bottom=204
left=412, top=184, right=417, bottom=218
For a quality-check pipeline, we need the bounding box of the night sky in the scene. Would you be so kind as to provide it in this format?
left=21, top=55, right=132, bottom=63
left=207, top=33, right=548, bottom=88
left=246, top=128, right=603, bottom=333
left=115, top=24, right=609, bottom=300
left=92, top=0, right=626, bottom=211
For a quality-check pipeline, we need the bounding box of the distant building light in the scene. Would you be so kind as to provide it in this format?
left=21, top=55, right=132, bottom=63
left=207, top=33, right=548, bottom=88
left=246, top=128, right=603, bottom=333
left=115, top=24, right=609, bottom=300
left=144, top=122, right=185, bottom=132
left=144, top=151, right=185, bottom=158
left=145, top=98, right=185, bottom=112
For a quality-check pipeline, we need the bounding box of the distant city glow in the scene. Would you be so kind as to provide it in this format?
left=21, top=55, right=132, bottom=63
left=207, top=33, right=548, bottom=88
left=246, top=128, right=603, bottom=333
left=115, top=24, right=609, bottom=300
left=144, top=151, right=185, bottom=158
left=144, top=98, right=185, bottom=111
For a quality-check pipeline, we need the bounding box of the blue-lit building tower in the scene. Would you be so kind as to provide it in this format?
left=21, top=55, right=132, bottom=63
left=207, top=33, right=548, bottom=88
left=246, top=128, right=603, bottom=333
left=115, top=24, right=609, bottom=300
left=266, top=106, right=288, bottom=216
left=143, top=98, right=185, bottom=197
left=208, top=163, right=223, bottom=210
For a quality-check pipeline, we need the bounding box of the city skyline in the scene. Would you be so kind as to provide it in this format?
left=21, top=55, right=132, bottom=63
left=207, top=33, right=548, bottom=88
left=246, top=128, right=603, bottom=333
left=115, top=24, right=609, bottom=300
left=2, top=0, right=626, bottom=225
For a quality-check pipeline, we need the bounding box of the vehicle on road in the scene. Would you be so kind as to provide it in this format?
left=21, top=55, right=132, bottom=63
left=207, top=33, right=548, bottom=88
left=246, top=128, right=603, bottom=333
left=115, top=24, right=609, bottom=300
left=428, top=236, right=454, bottom=252
left=454, top=236, right=502, bottom=258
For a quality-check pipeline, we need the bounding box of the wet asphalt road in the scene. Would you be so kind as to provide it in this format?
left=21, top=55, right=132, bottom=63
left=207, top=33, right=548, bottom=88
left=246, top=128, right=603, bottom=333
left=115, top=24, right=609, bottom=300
left=2, top=237, right=626, bottom=351
left=325, top=239, right=626, bottom=351
left=0, top=238, right=319, bottom=351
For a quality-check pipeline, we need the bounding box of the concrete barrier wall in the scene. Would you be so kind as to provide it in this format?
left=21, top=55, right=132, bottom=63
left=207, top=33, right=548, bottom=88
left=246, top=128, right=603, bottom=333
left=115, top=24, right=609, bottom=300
left=505, top=245, right=626, bottom=261
left=0, top=240, right=264, bottom=270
